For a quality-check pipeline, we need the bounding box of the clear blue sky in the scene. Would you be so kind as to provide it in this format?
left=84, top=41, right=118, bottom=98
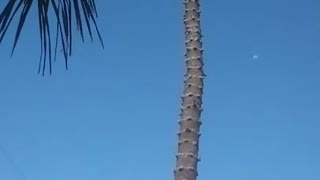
left=1, top=0, right=320, bottom=180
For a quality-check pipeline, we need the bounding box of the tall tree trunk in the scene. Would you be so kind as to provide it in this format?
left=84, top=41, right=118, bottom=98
left=174, top=0, right=204, bottom=180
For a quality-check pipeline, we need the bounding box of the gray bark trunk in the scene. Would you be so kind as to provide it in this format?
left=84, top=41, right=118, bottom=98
left=174, top=0, right=204, bottom=180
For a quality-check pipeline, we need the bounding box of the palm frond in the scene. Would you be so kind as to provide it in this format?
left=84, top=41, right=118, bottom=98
left=0, top=0, right=104, bottom=75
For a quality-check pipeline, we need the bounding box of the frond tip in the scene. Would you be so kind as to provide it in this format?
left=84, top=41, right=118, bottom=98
left=0, top=0, right=104, bottom=75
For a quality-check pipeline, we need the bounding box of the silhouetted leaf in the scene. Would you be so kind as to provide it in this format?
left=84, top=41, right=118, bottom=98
left=0, top=0, right=104, bottom=75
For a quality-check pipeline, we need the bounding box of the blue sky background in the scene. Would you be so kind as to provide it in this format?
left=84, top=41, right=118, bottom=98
left=0, top=0, right=320, bottom=180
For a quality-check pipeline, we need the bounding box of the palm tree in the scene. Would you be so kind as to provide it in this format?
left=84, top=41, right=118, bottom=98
left=0, top=0, right=103, bottom=75
left=174, top=0, right=204, bottom=180
left=0, top=1, right=205, bottom=180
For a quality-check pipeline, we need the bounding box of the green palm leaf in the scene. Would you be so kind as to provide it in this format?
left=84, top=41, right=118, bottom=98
left=0, top=0, right=104, bottom=75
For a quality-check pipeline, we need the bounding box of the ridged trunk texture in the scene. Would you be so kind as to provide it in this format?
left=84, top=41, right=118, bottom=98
left=174, top=0, right=204, bottom=180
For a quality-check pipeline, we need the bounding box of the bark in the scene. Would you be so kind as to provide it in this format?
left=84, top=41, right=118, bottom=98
left=174, top=0, right=204, bottom=180
left=174, top=0, right=205, bottom=180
